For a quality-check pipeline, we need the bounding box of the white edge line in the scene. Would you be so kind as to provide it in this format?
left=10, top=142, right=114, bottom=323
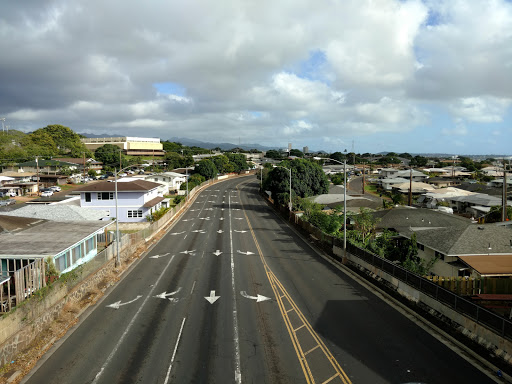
left=92, top=255, right=176, bottom=384
left=164, top=317, right=187, bottom=384
left=230, top=192, right=242, bottom=384
left=190, top=281, right=196, bottom=295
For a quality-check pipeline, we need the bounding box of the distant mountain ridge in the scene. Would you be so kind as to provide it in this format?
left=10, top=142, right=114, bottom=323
left=166, top=137, right=276, bottom=151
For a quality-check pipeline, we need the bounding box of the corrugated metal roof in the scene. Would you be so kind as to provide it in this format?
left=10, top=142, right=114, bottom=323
left=459, top=255, right=512, bottom=276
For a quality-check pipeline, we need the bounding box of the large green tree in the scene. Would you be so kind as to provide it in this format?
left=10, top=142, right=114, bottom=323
left=94, top=144, right=123, bottom=168
left=195, top=159, right=218, bottom=180
left=264, top=158, right=329, bottom=207
left=34, top=124, right=90, bottom=157
left=226, top=153, right=249, bottom=172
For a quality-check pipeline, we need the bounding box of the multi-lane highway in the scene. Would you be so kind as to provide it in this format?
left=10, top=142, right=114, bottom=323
left=23, top=177, right=497, bottom=383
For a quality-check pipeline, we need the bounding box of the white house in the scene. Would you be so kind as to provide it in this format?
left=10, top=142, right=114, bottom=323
left=75, top=180, right=164, bottom=222
left=144, top=172, right=187, bottom=194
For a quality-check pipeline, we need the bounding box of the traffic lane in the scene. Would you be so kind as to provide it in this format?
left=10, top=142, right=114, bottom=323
left=23, top=182, right=231, bottom=384
left=23, top=248, right=184, bottom=384
left=170, top=189, right=237, bottom=382
left=231, top=181, right=330, bottom=383
left=238, top=180, right=495, bottom=384
left=232, top=221, right=306, bottom=381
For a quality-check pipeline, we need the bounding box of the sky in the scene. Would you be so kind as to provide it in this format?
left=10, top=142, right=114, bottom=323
left=0, top=0, right=511, bottom=155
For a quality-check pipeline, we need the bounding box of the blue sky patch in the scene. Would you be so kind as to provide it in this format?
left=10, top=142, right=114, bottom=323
left=153, top=82, right=186, bottom=96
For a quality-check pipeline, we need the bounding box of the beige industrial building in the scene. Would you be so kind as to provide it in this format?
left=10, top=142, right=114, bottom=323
left=81, top=137, right=165, bottom=156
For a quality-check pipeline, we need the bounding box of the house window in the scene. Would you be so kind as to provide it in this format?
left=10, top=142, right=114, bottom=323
left=127, top=210, right=143, bottom=218
left=97, top=192, right=114, bottom=200
left=85, top=192, right=91, bottom=202
left=418, top=243, right=425, bottom=251
left=154, top=178, right=158, bottom=182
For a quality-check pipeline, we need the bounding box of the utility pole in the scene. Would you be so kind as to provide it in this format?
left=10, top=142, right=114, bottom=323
left=119, top=150, right=122, bottom=171
left=343, top=149, right=348, bottom=264
left=0, top=118, right=5, bottom=133
left=503, top=160, right=508, bottom=222
left=36, top=157, right=40, bottom=195
left=362, top=162, right=365, bottom=194
left=408, top=167, right=413, bottom=206
left=83, top=152, right=86, bottom=181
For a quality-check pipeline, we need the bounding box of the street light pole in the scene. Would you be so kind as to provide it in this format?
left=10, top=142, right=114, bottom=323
left=343, top=150, right=347, bottom=263
left=314, top=154, right=348, bottom=262
left=114, top=167, right=120, bottom=267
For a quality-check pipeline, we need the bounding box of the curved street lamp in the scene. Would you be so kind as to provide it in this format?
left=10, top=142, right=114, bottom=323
left=314, top=151, right=348, bottom=263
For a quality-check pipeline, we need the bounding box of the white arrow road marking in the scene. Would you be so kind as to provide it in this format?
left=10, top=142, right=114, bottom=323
left=234, top=218, right=243, bottom=220
left=217, top=229, right=224, bottom=234
left=93, top=255, right=176, bottom=384
left=181, top=219, right=193, bottom=222
left=192, top=229, right=206, bottom=233
left=234, top=230, right=247, bottom=233
left=237, top=250, right=255, bottom=255
left=214, top=189, right=220, bottom=191
left=199, top=217, right=211, bottom=220
left=211, top=194, right=218, bottom=197
left=180, top=250, right=196, bottom=255
left=189, top=209, right=199, bottom=211
left=205, top=290, right=220, bottom=304
left=154, top=287, right=182, bottom=302
left=208, top=200, right=216, bottom=203
left=169, top=231, right=185, bottom=236
left=149, top=252, right=171, bottom=259
left=240, top=291, right=271, bottom=302
left=106, top=295, right=143, bottom=309
left=213, top=250, right=222, bottom=256
left=204, top=207, right=214, bottom=211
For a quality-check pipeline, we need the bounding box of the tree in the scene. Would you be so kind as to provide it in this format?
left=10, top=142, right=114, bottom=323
left=349, top=208, right=380, bottom=246
left=289, top=149, right=304, bottom=157
left=195, top=159, right=218, bottom=180
left=265, top=150, right=282, bottom=159
left=226, top=153, right=249, bottom=172
left=409, top=155, right=428, bottom=167
left=94, top=144, right=123, bottom=168
left=34, top=124, right=90, bottom=157
left=264, top=159, right=329, bottom=207
left=330, top=173, right=345, bottom=185
left=330, top=152, right=346, bottom=163
left=162, top=141, right=183, bottom=152
left=212, top=155, right=229, bottom=174
left=486, top=206, right=512, bottom=223
left=165, top=152, right=185, bottom=170
left=22, top=130, right=58, bottom=158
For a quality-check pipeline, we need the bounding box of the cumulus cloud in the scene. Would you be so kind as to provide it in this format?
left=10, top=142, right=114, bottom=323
left=0, top=0, right=510, bottom=154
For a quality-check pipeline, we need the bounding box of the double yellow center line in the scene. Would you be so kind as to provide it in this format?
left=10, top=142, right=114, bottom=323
left=238, top=187, right=352, bottom=384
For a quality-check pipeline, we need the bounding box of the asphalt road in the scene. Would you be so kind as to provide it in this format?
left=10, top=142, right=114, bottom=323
left=22, top=176, right=497, bottom=384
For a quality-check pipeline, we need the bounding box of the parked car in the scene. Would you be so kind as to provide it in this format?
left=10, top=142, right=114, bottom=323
left=50, top=186, right=61, bottom=192
left=118, top=173, right=128, bottom=177
left=99, top=175, right=108, bottom=180
left=0, top=199, right=16, bottom=206
left=40, top=191, right=53, bottom=197
left=40, top=188, right=53, bottom=196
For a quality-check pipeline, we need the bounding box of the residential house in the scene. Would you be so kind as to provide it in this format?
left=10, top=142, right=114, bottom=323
left=0, top=171, right=38, bottom=196
left=0, top=215, right=112, bottom=274
left=4, top=159, right=79, bottom=174
left=75, top=180, right=163, bottom=222
left=372, top=207, right=512, bottom=277
left=145, top=172, right=187, bottom=194
left=425, top=177, right=460, bottom=188
left=54, top=157, right=103, bottom=174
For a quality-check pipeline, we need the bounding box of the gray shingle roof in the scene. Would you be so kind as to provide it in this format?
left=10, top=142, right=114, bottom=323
left=0, top=205, right=109, bottom=221
left=373, top=207, right=512, bottom=256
